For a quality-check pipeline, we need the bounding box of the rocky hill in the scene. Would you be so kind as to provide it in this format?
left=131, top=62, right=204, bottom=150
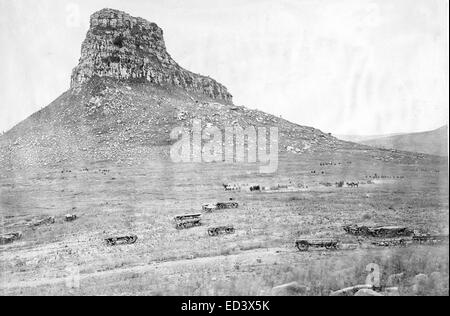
left=71, top=9, right=232, bottom=102
left=0, top=8, right=428, bottom=170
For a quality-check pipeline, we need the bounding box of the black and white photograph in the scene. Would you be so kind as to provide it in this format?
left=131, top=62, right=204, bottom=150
left=0, top=0, right=448, bottom=300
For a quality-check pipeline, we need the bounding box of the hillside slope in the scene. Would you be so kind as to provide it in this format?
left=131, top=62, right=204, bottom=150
left=0, top=76, right=356, bottom=169
left=335, top=133, right=405, bottom=143
left=359, top=125, right=448, bottom=157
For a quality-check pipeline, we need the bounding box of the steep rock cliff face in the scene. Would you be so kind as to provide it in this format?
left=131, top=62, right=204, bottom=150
left=71, top=8, right=232, bottom=102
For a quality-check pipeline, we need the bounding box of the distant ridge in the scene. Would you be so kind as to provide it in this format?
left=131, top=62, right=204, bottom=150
left=335, top=133, right=405, bottom=143
left=337, top=125, right=448, bottom=157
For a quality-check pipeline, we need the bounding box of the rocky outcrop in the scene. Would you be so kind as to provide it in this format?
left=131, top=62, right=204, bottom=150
left=71, top=8, right=232, bottom=102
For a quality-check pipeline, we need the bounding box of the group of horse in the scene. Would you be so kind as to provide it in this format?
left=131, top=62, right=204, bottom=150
left=223, top=184, right=262, bottom=192
left=223, top=184, right=241, bottom=191
left=365, top=174, right=405, bottom=179
left=319, top=161, right=352, bottom=166
left=335, top=181, right=359, bottom=188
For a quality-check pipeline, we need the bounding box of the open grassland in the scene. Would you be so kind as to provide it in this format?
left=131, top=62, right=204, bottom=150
left=0, top=150, right=448, bottom=295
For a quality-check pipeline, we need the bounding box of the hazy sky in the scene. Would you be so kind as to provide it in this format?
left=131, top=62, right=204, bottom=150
left=0, top=0, right=448, bottom=135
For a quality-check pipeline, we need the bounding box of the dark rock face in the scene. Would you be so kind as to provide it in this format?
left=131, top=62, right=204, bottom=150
left=71, top=8, right=232, bottom=102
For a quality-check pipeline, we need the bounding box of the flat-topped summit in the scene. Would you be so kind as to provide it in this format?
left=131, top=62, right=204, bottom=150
left=71, top=8, right=232, bottom=102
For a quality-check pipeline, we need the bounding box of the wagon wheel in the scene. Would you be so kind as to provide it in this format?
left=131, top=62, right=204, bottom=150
left=208, top=229, right=218, bottom=236
left=225, top=227, right=235, bottom=234
left=296, top=241, right=309, bottom=252
left=325, top=242, right=338, bottom=250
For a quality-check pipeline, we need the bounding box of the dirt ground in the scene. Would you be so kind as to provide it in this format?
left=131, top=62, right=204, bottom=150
left=0, top=150, right=448, bottom=295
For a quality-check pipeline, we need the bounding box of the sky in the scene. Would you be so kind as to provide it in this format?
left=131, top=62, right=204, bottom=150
left=0, top=0, right=448, bottom=135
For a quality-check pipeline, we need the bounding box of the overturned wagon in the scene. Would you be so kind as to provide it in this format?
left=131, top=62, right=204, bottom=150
left=369, top=238, right=408, bottom=247
left=296, top=239, right=339, bottom=251
left=0, top=232, right=22, bottom=245
left=343, top=224, right=414, bottom=238
left=174, top=213, right=202, bottom=230
left=203, top=202, right=239, bottom=212
left=216, top=201, right=239, bottom=209
left=176, top=218, right=202, bottom=229
left=65, top=214, right=78, bottom=222
left=202, top=204, right=218, bottom=212
left=208, top=226, right=235, bottom=236
left=105, top=235, right=138, bottom=246
left=28, top=216, right=56, bottom=228
left=174, top=213, right=202, bottom=222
